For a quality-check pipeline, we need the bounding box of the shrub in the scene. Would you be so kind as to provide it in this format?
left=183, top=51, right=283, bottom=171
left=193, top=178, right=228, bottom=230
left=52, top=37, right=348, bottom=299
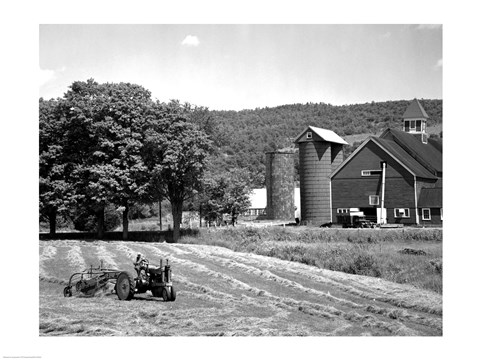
left=350, top=254, right=382, bottom=277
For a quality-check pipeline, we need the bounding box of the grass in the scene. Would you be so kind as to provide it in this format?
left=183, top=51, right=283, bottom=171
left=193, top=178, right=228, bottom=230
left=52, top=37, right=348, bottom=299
left=179, top=226, right=442, bottom=294
left=40, top=239, right=443, bottom=336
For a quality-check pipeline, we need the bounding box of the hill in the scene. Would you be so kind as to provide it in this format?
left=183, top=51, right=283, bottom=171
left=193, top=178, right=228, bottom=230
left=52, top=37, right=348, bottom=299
left=209, top=99, right=442, bottom=187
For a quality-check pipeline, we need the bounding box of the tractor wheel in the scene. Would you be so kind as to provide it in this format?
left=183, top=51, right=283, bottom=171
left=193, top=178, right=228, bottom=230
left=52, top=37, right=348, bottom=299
left=169, top=286, right=176, bottom=302
left=162, top=287, right=171, bottom=302
left=63, top=286, right=72, bottom=297
left=116, top=272, right=136, bottom=301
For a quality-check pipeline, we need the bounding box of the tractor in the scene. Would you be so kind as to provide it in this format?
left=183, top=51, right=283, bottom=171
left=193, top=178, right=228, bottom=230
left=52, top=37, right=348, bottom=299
left=63, top=254, right=176, bottom=302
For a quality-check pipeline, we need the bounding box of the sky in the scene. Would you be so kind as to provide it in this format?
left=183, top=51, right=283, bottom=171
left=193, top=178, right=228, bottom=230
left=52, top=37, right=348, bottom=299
left=39, top=24, right=442, bottom=110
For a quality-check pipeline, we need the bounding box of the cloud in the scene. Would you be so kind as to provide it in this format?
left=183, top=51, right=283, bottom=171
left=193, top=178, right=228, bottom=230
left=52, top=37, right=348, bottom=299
left=181, top=35, right=200, bottom=47
left=416, top=24, right=442, bottom=30
left=434, top=59, right=443, bottom=70
left=39, top=66, right=66, bottom=86
left=380, top=32, right=391, bottom=39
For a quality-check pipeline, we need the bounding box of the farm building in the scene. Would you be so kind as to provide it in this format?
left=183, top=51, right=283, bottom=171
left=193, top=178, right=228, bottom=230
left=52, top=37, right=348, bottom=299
left=265, top=151, right=296, bottom=220
left=294, top=126, right=348, bottom=225
left=242, top=188, right=268, bottom=220
left=241, top=188, right=301, bottom=222
left=330, top=99, right=442, bottom=226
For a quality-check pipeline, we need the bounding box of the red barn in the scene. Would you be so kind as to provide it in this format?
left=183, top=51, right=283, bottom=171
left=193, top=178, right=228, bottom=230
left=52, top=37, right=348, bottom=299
left=330, top=99, right=442, bottom=226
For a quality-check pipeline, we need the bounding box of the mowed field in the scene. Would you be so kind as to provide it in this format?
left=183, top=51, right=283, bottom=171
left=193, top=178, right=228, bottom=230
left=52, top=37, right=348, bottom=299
left=39, top=240, right=442, bottom=336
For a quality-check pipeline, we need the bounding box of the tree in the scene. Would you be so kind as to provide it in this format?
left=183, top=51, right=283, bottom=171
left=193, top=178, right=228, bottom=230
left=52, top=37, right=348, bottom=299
left=61, top=79, right=152, bottom=239
left=198, top=168, right=252, bottom=226
left=143, top=101, right=212, bottom=242
left=218, top=169, right=252, bottom=225
left=39, top=98, right=72, bottom=234
left=196, top=172, right=227, bottom=226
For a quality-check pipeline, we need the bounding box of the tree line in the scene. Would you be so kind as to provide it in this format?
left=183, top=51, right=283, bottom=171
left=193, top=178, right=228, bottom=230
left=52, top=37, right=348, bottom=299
left=40, top=79, right=442, bottom=240
left=39, top=79, right=251, bottom=242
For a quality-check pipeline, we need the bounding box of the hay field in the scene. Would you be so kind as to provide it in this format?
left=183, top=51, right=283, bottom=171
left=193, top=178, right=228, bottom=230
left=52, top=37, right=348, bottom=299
left=39, top=240, right=442, bottom=336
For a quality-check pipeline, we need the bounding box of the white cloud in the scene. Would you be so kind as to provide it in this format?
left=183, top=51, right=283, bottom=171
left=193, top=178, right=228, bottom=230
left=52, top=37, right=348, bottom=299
left=39, top=66, right=66, bottom=86
left=416, top=24, right=442, bottom=30
left=181, top=35, right=200, bottom=47
left=380, top=32, right=391, bottom=39
left=434, top=59, right=443, bottom=70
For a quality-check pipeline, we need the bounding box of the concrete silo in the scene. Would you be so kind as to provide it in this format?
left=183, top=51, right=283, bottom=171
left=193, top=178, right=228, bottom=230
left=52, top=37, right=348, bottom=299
left=294, top=126, right=347, bottom=225
left=265, top=151, right=295, bottom=221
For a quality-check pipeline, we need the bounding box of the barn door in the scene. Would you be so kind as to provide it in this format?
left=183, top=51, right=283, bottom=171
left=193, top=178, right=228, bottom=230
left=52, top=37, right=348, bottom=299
left=376, top=208, right=386, bottom=224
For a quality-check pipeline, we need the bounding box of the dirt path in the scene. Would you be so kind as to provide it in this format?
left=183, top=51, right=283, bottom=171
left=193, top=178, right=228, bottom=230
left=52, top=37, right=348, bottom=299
left=39, top=240, right=442, bottom=336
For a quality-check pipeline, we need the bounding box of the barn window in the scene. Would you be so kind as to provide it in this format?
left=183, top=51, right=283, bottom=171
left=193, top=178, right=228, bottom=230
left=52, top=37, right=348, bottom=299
left=337, top=208, right=348, bottom=214
left=409, top=121, right=415, bottom=131
left=306, top=131, right=312, bottom=139
left=416, top=120, right=422, bottom=132
left=394, top=208, right=410, bottom=218
left=369, top=195, right=379, bottom=206
left=361, top=170, right=381, bottom=176
left=422, top=208, right=431, bottom=220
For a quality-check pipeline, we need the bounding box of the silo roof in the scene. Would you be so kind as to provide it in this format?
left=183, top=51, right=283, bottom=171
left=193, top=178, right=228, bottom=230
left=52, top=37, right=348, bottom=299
left=294, top=126, right=348, bottom=145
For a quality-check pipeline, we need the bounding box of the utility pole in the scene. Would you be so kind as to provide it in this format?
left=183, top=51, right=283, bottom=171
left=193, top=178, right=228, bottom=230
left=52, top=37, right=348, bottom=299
left=380, top=161, right=387, bottom=224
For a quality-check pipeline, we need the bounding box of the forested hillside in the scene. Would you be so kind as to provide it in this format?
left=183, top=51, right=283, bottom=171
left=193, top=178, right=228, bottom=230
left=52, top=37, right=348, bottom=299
left=209, top=99, right=442, bottom=187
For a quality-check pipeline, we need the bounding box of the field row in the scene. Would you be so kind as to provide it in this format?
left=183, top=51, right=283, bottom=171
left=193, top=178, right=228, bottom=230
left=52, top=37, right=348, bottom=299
left=40, top=240, right=442, bottom=336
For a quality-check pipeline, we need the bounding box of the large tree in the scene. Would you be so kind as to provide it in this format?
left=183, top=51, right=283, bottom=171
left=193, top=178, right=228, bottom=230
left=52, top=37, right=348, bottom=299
left=143, top=101, right=212, bottom=242
left=39, top=98, right=72, bottom=234
left=60, top=79, right=152, bottom=239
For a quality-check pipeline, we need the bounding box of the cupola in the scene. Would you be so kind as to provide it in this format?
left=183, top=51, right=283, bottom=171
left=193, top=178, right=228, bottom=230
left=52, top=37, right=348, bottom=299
left=402, top=99, right=429, bottom=144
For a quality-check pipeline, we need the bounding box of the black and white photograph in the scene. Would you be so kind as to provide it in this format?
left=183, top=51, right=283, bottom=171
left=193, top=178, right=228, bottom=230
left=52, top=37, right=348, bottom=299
left=2, top=1, right=479, bottom=359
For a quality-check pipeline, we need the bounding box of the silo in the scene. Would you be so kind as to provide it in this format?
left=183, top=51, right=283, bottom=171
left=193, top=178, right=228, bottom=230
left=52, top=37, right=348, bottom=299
left=294, top=126, right=347, bottom=225
left=265, top=151, right=295, bottom=221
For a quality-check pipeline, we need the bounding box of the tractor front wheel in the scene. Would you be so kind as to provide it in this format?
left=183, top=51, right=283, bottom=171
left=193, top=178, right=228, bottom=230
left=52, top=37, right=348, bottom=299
left=162, top=287, right=171, bottom=302
left=63, top=286, right=72, bottom=297
left=116, top=272, right=136, bottom=301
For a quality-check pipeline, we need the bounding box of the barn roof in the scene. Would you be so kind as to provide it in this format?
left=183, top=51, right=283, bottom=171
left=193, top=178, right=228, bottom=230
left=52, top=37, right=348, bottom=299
left=294, top=126, right=348, bottom=145
left=249, top=188, right=266, bottom=209
left=380, top=128, right=442, bottom=175
left=418, top=188, right=442, bottom=207
left=331, top=134, right=438, bottom=180
left=248, top=188, right=301, bottom=209
left=373, top=137, right=438, bottom=179
left=402, top=99, right=429, bottom=119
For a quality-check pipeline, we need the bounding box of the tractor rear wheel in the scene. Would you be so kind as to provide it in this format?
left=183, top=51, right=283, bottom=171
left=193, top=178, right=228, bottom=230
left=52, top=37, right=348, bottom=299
left=116, top=272, right=136, bottom=301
